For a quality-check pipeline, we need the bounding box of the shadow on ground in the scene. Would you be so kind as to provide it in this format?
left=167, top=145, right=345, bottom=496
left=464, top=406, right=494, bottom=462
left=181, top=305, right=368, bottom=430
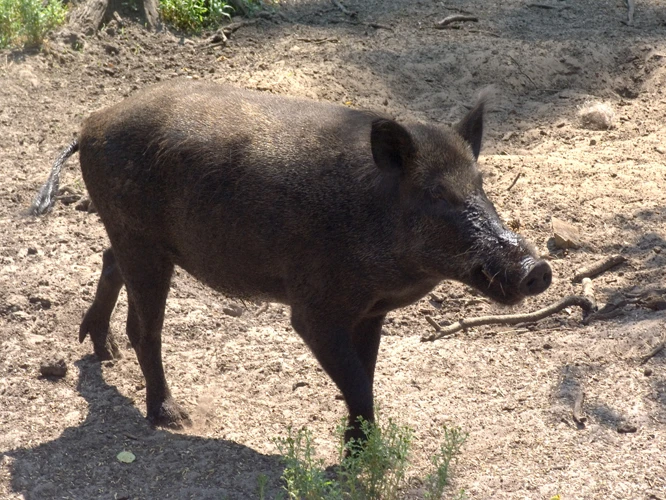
left=3, top=358, right=285, bottom=500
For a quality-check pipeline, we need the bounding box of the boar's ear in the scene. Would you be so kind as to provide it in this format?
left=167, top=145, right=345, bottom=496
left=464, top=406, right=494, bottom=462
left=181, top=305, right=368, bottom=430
left=455, top=96, right=486, bottom=160
left=370, top=118, right=416, bottom=173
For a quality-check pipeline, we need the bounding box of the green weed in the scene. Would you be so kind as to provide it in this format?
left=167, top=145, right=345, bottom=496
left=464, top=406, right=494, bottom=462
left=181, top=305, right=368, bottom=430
left=274, top=417, right=465, bottom=499
left=158, top=0, right=232, bottom=33
left=423, top=426, right=468, bottom=500
left=0, top=0, right=67, bottom=48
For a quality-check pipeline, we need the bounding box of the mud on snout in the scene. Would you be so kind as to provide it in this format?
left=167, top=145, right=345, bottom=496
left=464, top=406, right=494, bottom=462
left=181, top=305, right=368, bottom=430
left=463, top=223, right=552, bottom=305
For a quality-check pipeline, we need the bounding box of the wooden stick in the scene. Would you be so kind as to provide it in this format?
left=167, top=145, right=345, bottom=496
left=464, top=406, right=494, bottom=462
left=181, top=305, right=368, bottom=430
left=434, top=14, right=479, bottom=28
left=626, top=0, right=635, bottom=24
left=572, top=255, right=626, bottom=283
left=331, top=0, right=355, bottom=16
left=581, top=277, right=596, bottom=310
left=640, top=341, right=665, bottom=365
left=425, top=315, right=441, bottom=332
left=507, top=55, right=537, bottom=89
left=421, top=295, right=595, bottom=342
left=573, top=391, right=586, bottom=424
left=507, top=172, right=522, bottom=191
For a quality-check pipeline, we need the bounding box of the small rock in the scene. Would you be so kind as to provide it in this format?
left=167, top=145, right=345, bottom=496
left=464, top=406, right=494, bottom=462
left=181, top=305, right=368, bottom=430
left=75, top=197, right=96, bottom=213
left=552, top=217, right=583, bottom=249
left=502, top=131, right=516, bottom=141
left=29, top=296, right=51, bottom=309
left=616, top=423, right=637, bottom=434
left=642, top=291, right=666, bottom=311
left=292, top=381, right=309, bottom=391
left=40, top=357, right=67, bottom=378
left=644, top=367, right=653, bottom=376
left=27, top=247, right=37, bottom=255
left=654, top=246, right=662, bottom=254
left=104, top=43, right=120, bottom=56
left=223, top=304, right=243, bottom=317
left=4, top=294, right=28, bottom=313
left=589, top=139, right=597, bottom=146
left=578, top=101, right=614, bottom=130
left=656, top=146, right=666, bottom=155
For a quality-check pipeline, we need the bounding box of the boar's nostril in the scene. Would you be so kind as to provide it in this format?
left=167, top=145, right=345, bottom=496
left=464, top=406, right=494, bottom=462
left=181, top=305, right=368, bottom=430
left=520, top=260, right=552, bottom=296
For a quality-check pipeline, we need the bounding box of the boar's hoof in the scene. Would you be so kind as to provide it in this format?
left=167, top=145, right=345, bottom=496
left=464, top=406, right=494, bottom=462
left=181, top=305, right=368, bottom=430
left=148, top=400, right=192, bottom=430
left=92, top=335, right=121, bottom=361
left=80, top=308, right=122, bottom=360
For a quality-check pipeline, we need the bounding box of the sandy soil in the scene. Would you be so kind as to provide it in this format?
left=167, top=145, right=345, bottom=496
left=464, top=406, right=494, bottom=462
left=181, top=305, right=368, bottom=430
left=1, top=0, right=665, bottom=498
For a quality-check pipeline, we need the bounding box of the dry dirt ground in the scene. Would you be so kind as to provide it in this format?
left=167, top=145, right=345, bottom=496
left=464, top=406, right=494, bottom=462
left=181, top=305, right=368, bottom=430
left=1, top=0, right=666, bottom=498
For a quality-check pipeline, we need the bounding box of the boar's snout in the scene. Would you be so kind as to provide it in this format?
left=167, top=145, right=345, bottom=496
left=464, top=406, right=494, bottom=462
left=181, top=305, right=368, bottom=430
left=519, top=258, right=552, bottom=296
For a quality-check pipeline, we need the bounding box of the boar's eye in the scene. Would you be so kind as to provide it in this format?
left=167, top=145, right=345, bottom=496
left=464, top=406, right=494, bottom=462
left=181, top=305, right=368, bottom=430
left=430, top=185, right=449, bottom=201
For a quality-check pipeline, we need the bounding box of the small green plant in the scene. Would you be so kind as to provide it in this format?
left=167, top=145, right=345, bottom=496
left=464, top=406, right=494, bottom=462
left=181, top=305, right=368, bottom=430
left=423, top=426, right=468, bottom=500
left=158, top=0, right=233, bottom=33
left=274, top=426, right=343, bottom=500
left=275, top=418, right=467, bottom=499
left=0, top=0, right=67, bottom=48
left=339, top=417, right=413, bottom=500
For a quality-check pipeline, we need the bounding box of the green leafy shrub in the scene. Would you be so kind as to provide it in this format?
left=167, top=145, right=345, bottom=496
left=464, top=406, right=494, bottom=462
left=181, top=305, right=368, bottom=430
left=0, top=0, right=67, bottom=48
left=158, top=0, right=233, bottom=33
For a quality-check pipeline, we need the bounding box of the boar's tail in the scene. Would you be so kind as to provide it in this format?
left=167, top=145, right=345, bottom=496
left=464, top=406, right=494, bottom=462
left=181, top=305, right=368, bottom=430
left=28, top=140, right=79, bottom=216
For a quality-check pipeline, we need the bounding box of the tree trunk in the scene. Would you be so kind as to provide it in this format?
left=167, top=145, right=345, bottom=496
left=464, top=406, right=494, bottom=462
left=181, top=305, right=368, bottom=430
left=69, top=0, right=161, bottom=34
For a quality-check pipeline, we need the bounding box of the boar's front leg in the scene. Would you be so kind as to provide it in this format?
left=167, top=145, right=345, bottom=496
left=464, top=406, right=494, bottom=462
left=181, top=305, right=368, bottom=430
left=291, top=308, right=379, bottom=443
left=79, top=247, right=123, bottom=360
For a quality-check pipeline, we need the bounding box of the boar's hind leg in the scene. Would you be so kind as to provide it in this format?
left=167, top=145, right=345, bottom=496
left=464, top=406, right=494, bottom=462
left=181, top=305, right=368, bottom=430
left=291, top=308, right=375, bottom=444
left=117, top=243, right=191, bottom=429
left=79, top=248, right=123, bottom=360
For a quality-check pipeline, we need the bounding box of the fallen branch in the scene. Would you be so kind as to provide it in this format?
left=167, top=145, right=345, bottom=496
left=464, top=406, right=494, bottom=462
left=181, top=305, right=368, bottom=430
left=640, top=341, right=665, bottom=365
left=573, top=391, right=587, bottom=424
left=421, top=295, right=596, bottom=341
left=507, top=172, right=522, bottom=191
left=572, top=254, right=626, bottom=283
left=434, top=14, right=479, bottom=28
left=296, top=37, right=339, bottom=44
left=626, top=0, right=635, bottom=25
left=581, top=277, right=596, bottom=309
left=507, top=55, right=537, bottom=89
left=331, top=0, right=356, bottom=17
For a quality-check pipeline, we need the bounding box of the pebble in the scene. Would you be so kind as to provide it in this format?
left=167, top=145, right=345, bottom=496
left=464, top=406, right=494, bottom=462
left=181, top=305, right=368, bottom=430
left=616, top=423, right=637, bottom=434
left=552, top=217, right=583, bottom=249
left=39, top=356, right=67, bottom=378
left=223, top=304, right=244, bottom=317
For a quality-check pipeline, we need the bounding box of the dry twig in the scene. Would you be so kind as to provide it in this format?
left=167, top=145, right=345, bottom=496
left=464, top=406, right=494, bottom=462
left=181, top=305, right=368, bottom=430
left=507, top=55, right=537, bottom=89
left=640, top=341, right=665, bottom=365
left=581, top=277, right=596, bottom=310
left=626, top=0, right=635, bottom=24
left=434, top=14, right=479, bottom=28
left=507, top=172, right=522, bottom=191
left=573, top=391, right=586, bottom=424
left=421, top=295, right=596, bottom=342
left=331, top=0, right=355, bottom=17
left=572, top=255, right=626, bottom=283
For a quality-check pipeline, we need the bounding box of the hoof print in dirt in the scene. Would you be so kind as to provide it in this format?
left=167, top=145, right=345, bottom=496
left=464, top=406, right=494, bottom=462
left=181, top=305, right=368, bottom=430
left=39, top=356, right=67, bottom=378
